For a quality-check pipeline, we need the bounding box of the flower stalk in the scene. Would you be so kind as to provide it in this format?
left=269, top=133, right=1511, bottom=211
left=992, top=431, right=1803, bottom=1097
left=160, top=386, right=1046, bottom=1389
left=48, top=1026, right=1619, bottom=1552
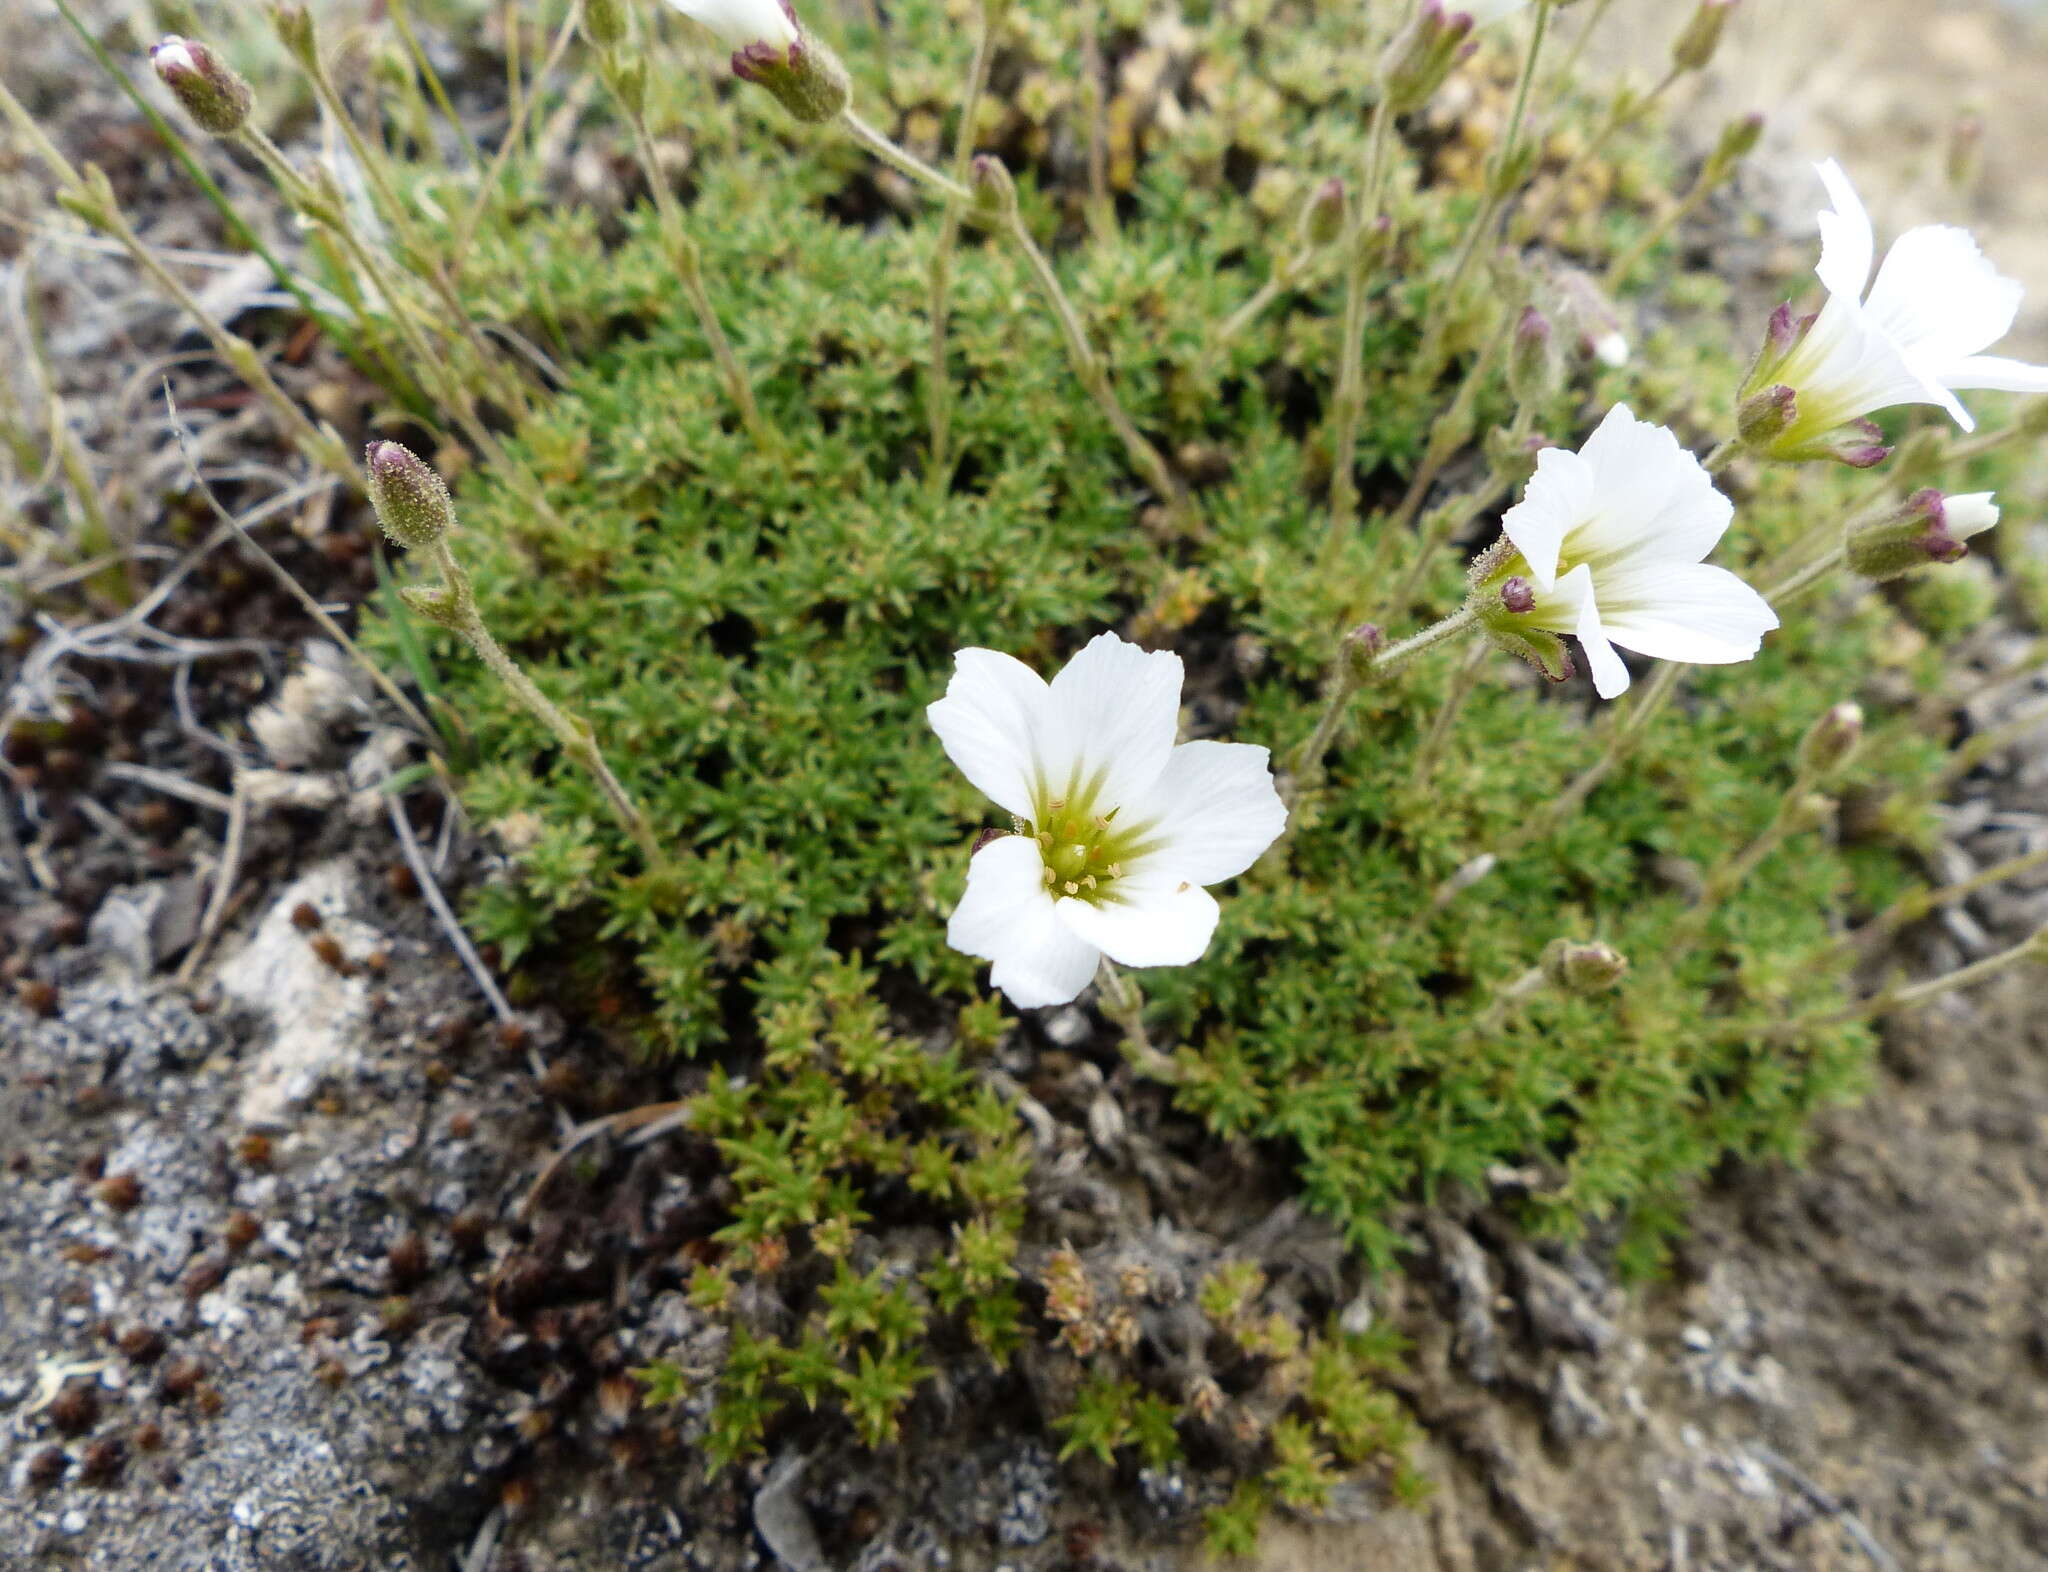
left=590, top=18, right=777, bottom=452
left=366, top=444, right=666, bottom=869
left=1096, top=961, right=1183, bottom=1084
left=924, top=0, right=1004, bottom=494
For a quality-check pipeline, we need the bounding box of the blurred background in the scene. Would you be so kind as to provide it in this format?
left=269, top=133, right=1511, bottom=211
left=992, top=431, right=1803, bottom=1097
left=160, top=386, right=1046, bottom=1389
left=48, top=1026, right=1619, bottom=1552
left=1597, top=0, right=2048, bottom=348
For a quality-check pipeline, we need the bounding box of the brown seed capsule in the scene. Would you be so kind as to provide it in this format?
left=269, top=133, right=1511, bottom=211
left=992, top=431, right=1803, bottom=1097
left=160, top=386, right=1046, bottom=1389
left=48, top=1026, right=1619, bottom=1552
left=118, top=1326, right=168, bottom=1366
left=235, top=1132, right=274, bottom=1171
left=448, top=1208, right=491, bottom=1257
left=133, top=1421, right=166, bottom=1452
left=159, top=1356, right=206, bottom=1401
left=290, top=902, right=323, bottom=932
left=18, top=978, right=59, bottom=1018
left=26, top=1445, right=68, bottom=1488
left=49, top=1381, right=100, bottom=1436
left=446, top=1110, right=476, bottom=1140
left=77, top=1436, right=126, bottom=1484
left=223, top=1211, right=262, bottom=1253
left=92, top=1171, right=144, bottom=1212
left=385, top=862, right=420, bottom=900
left=494, top=1018, right=531, bottom=1055
left=180, top=1254, right=227, bottom=1302
left=385, top=1234, right=430, bottom=1289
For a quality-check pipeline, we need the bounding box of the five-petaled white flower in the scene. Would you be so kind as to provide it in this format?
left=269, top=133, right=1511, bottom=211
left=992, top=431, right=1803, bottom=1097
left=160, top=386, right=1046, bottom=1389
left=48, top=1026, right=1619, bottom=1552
left=928, top=632, right=1288, bottom=1010
left=1744, top=159, right=2048, bottom=462
left=660, top=0, right=798, bottom=53
left=1480, top=404, right=1780, bottom=699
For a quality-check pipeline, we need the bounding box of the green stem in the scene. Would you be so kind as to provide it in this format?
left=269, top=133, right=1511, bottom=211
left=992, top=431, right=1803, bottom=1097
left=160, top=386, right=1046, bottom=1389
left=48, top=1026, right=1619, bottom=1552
left=1408, top=636, right=1490, bottom=791
left=1323, top=96, right=1398, bottom=555
left=924, top=4, right=1001, bottom=495
left=1512, top=56, right=1677, bottom=244
left=431, top=540, right=665, bottom=869
left=1414, top=0, right=1551, bottom=379
left=609, top=63, right=776, bottom=452
left=1842, top=840, right=2048, bottom=954
left=1096, top=960, right=1182, bottom=1084
left=1500, top=658, right=1686, bottom=853
left=1782, top=927, right=2046, bottom=1038
left=841, top=109, right=971, bottom=199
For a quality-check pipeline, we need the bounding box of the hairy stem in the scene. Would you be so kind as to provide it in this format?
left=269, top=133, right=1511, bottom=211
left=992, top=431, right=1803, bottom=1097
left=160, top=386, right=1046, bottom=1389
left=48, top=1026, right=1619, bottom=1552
left=924, top=5, right=1001, bottom=493
left=1096, top=960, right=1182, bottom=1084
left=429, top=540, right=665, bottom=869
left=610, top=62, right=777, bottom=452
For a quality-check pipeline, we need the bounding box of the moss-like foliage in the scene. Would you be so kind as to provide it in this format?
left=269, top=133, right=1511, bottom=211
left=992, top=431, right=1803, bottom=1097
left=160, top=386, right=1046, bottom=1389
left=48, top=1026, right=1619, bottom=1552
left=350, top=0, right=2036, bottom=1538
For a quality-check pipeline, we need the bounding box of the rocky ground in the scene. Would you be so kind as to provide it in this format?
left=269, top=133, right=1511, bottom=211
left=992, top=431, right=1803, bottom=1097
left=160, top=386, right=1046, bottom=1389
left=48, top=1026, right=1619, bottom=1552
left=7, top=2, right=2048, bottom=1569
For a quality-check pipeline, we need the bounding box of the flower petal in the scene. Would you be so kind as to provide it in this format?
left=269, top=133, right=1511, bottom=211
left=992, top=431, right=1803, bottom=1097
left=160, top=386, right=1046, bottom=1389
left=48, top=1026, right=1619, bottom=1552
left=1500, top=446, right=1594, bottom=592
left=1054, top=879, right=1221, bottom=969
left=1780, top=294, right=1969, bottom=432
left=947, top=836, right=1101, bottom=1008
left=1945, top=492, right=2001, bottom=542
left=1813, top=159, right=1875, bottom=302
left=1863, top=224, right=2025, bottom=368
left=1572, top=405, right=1731, bottom=567
left=1541, top=564, right=1631, bottom=698
left=1941, top=354, right=2048, bottom=395
left=1118, top=740, right=1288, bottom=887
left=927, top=649, right=1053, bottom=821
left=1042, top=631, right=1184, bottom=811
left=1593, top=562, right=1781, bottom=666
left=662, top=0, right=799, bottom=48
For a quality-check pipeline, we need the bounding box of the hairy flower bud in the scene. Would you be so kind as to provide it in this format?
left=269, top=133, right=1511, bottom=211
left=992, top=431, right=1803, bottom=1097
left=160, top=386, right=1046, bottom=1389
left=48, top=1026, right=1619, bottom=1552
left=970, top=154, right=1019, bottom=217
left=365, top=442, right=456, bottom=551
left=1508, top=307, right=1558, bottom=407
left=1298, top=177, right=1345, bottom=251
left=268, top=2, right=317, bottom=64
left=585, top=0, right=630, bottom=48
left=732, top=30, right=849, bottom=123
left=1671, top=0, right=1738, bottom=74
left=1735, top=383, right=1797, bottom=448
left=150, top=36, right=252, bottom=137
left=1499, top=575, right=1536, bottom=615
left=1378, top=0, right=1475, bottom=117
left=1540, top=939, right=1629, bottom=996
left=1798, top=702, right=1864, bottom=777
left=1846, top=489, right=1999, bottom=581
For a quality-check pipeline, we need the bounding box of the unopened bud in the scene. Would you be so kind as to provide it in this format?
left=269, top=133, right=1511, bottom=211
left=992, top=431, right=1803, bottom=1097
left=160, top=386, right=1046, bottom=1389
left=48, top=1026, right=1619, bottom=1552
left=1299, top=177, right=1345, bottom=251
left=1378, top=0, right=1475, bottom=117
left=1947, top=112, right=1985, bottom=194
left=397, top=582, right=470, bottom=631
left=267, top=2, right=316, bottom=64
left=150, top=36, right=252, bottom=137
left=1508, top=307, right=1557, bottom=406
left=1798, top=703, right=1864, bottom=777
left=970, top=827, right=1006, bottom=858
left=1706, top=112, right=1764, bottom=179
left=1671, top=0, right=1738, bottom=74
left=585, top=0, right=629, bottom=48
left=970, top=154, right=1018, bottom=217
left=1540, top=940, right=1629, bottom=996
left=1499, top=576, right=1536, bottom=615
left=732, top=30, right=850, bottom=124
left=1736, top=383, right=1797, bottom=447
left=1340, top=623, right=1387, bottom=680
left=1787, top=792, right=1836, bottom=835
left=1847, top=488, right=1998, bottom=580
left=365, top=441, right=456, bottom=551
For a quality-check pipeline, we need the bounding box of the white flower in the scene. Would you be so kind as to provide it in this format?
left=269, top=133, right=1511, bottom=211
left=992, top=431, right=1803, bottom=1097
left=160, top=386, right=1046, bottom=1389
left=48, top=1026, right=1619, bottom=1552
left=1486, top=404, right=1780, bottom=699
left=928, top=632, right=1288, bottom=1009
left=1945, top=491, right=2002, bottom=543
left=1756, top=159, right=2048, bottom=453
left=660, top=0, right=798, bottom=52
